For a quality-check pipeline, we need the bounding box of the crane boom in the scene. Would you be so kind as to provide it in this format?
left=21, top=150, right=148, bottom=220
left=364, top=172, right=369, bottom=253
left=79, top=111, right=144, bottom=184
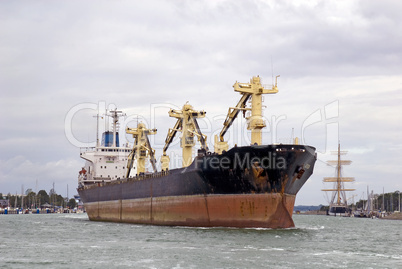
left=145, top=131, right=157, bottom=173
left=126, top=147, right=137, bottom=178
left=214, top=76, right=279, bottom=154
left=125, top=123, right=157, bottom=177
left=219, top=93, right=251, bottom=142
left=161, top=103, right=207, bottom=168
left=192, top=117, right=208, bottom=151
left=163, top=118, right=182, bottom=154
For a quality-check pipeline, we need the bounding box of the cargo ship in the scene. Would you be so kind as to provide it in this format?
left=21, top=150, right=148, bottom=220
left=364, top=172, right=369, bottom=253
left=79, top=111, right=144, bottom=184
left=77, top=76, right=317, bottom=228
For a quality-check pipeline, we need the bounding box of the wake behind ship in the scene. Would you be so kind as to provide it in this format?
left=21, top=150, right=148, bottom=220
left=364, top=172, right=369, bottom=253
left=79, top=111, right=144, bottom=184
left=77, top=76, right=317, bottom=228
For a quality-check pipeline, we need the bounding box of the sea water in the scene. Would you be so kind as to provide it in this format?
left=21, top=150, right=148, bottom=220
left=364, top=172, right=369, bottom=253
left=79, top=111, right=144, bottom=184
left=0, top=213, right=401, bottom=268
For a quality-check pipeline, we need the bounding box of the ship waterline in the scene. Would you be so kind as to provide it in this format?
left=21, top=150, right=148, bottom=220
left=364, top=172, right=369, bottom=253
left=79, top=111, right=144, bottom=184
left=83, top=193, right=296, bottom=228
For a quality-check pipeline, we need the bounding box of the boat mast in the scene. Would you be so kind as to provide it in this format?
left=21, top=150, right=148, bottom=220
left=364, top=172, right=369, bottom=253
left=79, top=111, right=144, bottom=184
left=337, top=144, right=342, bottom=204
left=21, top=185, right=24, bottom=210
left=322, top=143, right=355, bottom=209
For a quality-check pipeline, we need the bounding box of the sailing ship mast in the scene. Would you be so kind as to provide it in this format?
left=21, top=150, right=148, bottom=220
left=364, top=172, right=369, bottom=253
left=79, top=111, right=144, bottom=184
left=322, top=143, right=355, bottom=214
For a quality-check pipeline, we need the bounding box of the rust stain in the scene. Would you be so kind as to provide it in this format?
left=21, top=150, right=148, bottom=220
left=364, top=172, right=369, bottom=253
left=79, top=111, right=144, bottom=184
left=280, top=174, right=289, bottom=194
left=84, top=193, right=297, bottom=228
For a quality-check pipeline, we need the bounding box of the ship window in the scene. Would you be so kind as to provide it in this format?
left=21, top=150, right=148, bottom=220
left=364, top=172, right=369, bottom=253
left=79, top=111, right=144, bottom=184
left=100, top=166, right=103, bottom=169
left=116, top=166, right=117, bottom=169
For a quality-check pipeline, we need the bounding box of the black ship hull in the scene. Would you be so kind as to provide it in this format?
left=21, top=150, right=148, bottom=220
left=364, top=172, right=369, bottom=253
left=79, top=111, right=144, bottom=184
left=78, top=144, right=316, bottom=228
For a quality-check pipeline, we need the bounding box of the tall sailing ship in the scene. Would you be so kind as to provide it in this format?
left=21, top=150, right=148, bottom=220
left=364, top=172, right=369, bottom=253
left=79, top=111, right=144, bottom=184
left=77, top=76, right=317, bottom=228
left=322, top=143, right=355, bottom=216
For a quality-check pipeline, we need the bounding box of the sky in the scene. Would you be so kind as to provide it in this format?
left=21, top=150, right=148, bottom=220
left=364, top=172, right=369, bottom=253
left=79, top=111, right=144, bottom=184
left=1, top=0, right=401, bottom=205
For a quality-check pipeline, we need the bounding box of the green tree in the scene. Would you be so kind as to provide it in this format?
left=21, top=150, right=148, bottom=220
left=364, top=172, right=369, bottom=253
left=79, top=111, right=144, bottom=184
left=37, top=190, right=49, bottom=205
left=67, top=198, right=76, bottom=209
left=320, top=205, right=329, bottom=211
left=25, top=191, right=37, bottom=208
left=57, top=194, right=64, bottom=206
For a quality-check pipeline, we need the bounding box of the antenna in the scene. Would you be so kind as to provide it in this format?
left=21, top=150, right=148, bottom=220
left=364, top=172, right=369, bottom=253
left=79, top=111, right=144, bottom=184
left=93, top=114, right=101, bottom=147
left=105, top=107, right=108, bottom=131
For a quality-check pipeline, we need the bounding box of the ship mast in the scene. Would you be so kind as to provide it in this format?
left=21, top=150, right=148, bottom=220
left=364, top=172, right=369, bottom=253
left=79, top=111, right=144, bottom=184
left=215, top=75, right=279, bottom=154
left=161, top=103, right=208, bottom=169
left=93, top=114, right=102, bottom=147
left=107, top=109, right=125, bottom=148
left=126, top=123, right=157, bottom=177
left=322, top=143, right=355, bottom=209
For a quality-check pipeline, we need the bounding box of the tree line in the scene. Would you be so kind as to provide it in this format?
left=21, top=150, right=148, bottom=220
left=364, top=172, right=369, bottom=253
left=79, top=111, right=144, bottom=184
left=0, top=189, right=76, bottom=209
left=355, top=191, right=401, bottom=212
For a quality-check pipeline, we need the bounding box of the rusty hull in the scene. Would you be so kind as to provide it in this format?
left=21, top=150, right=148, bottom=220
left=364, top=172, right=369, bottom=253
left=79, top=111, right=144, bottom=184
left=79, top=144, right=317, bottom=228
left=84, top=193, right=296, bottom=228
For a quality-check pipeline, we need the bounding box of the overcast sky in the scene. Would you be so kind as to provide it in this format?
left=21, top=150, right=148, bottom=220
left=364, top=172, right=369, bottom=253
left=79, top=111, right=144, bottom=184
left=1, top=0, right=401, bottom=205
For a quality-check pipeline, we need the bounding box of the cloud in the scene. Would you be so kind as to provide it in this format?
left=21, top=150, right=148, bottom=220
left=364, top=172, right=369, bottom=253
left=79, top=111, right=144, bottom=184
left=1, top=0, right=401, bottom=204
left=0, top=155, right=80, bottom=195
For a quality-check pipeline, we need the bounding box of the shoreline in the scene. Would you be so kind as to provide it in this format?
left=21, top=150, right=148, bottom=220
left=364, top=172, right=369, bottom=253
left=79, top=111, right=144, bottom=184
left=297, top=210, right=402, bottom=220
left=382, top=212, right=402, bottom=220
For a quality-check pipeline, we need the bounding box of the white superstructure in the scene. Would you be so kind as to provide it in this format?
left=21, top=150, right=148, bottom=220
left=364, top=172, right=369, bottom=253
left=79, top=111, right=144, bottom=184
left=78, top=109, right=136, bottom=187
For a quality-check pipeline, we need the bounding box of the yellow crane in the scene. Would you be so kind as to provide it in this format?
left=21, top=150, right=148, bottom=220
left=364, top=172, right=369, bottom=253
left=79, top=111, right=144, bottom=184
left=125, top=123, right=157, bottom=177
left=161, top=103, right=208, bottom=169
left=215, top=75, right=279, bottom=154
